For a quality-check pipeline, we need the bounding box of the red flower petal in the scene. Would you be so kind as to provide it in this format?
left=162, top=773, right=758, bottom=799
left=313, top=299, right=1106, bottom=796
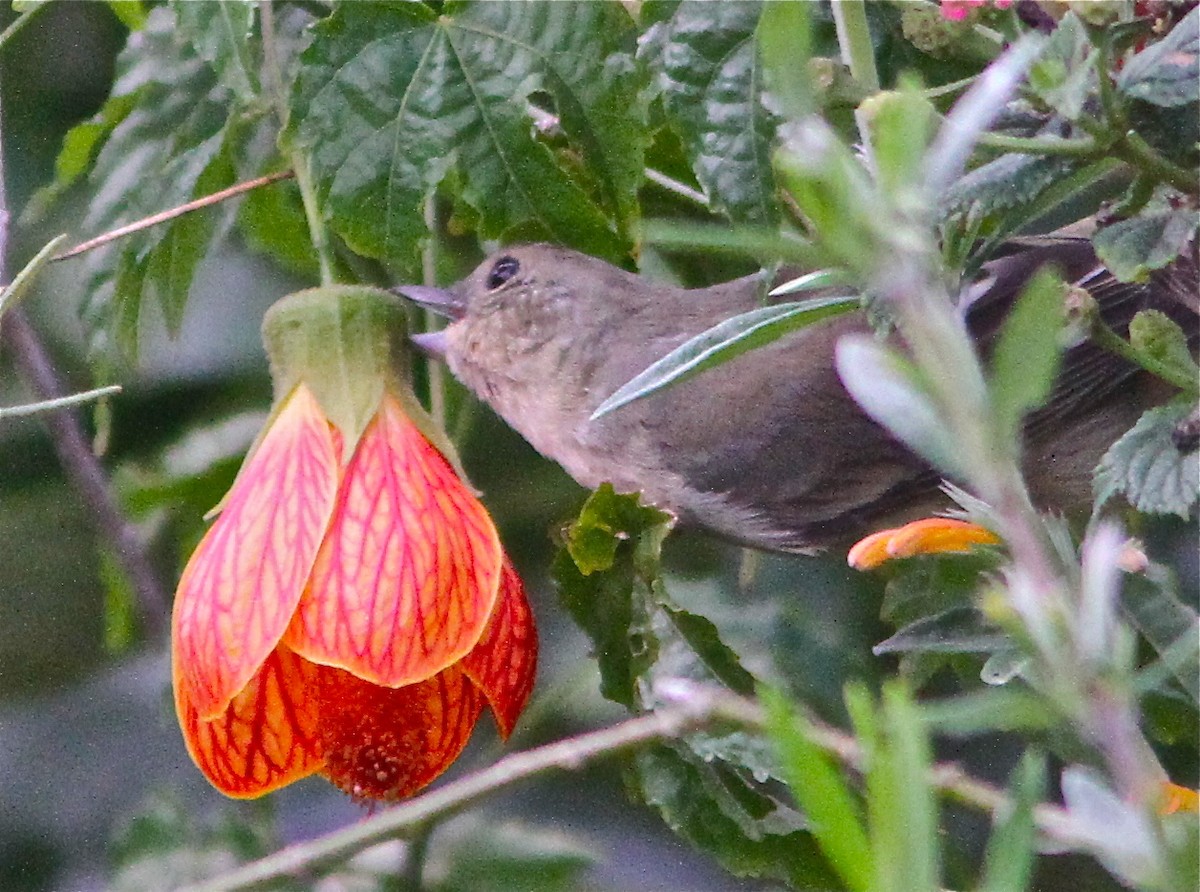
left=286, top=394, right=503, bottom=687
left=461, top=559, right=538, bottom=739
left=318, top=664, right=483, bottom=801
left=173, top=645, right=324, bottom=798
left=173, top=385, right=339, bottom=718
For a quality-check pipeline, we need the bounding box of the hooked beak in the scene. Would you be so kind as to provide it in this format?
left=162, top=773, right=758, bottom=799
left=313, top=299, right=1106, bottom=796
left=393, top=284, right=466, bottom=320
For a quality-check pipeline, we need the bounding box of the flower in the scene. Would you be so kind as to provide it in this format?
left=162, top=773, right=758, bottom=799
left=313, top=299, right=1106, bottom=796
left=940, top=0, right=1012, bottom=21
left=171, top=287, right=536, bottom=801
left=848, top=517, right=1001, bottom=570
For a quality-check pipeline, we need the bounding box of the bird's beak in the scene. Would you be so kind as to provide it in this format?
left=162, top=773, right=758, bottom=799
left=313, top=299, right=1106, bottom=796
left=410, top=329, right=449, bottom=360
left=393, top=285, right=466, bottom=320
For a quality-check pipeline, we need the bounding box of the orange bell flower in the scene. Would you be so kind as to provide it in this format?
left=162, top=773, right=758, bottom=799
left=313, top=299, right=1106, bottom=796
left=171, top=286, right=536, bottom=801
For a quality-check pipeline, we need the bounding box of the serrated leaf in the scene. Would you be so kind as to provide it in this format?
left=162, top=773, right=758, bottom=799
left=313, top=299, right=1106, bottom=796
left=1093, top=207, right=1197, bottom=283
left=1122, top=573, right=1200, bottom=703
left=65, top=4, right=271, bottom=360
left=836, top=335, right=966, bottom=480
left=1094, top=402, right=1199, bottom=518
left=632, top=744, right=838, bottom=888
left=1128, top=309, right=1200, bottom=389
left=172, top=0, right=259, bottom=101
left=287, top=0, right=640, bottom=269
left=989, top=267, right=1064, bottom=439
left=939, top=152, right=1080, bottom=235
left=1027, top=12, right=1095, bottom=120
left=591, top=295, right=858, bottom=419
left=645, top=0, right=778, bottom=223
left=1117, top=6, right=1200, bottom=108
left=874, top=606, right=1010, bottom=656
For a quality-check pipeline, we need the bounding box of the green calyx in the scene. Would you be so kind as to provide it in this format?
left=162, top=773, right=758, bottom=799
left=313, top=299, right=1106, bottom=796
left=262, top=285, right=412, bottom=460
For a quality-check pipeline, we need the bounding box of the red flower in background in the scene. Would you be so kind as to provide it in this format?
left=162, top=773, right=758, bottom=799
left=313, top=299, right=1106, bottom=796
left=171, top=288, right=536, bottom=801
left=941, top=0, right=1012, bottom=21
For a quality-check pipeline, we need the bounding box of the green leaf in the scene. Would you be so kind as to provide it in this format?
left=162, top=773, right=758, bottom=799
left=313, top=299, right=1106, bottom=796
left=979, top=750, right=1045, bottom=892
left=171, top=0, right=259, bottom=101
left=874, top=607, right=1010, bottom=656
left=1117, top=6, right=1200, bottom=108
left=836, top=335, right=966, bottom=480
left=863, top=683, right=941, bottom=892
left=1027, top=12, right=1095, bottom=120
left=918, top=688, right=1057, bottom=736
left=1094, top=402, right=1199, bottom=518
left=866, top=83, right=937, bottom=200
left=939, top=152, right=1081, bottom=239
left=644, top=0, right=778, bottom=223
left=1128, top=310, right=1200, bottom=388
left=105, top=0, right=148, bottom=31
left=1093, top=206, right=1197, bottom=283
left=64, top=4, right=275, bottom=360
left=763, top=687, right=873, bottom=892
left=631, top=744, right=838, bottom=889
left=775, top=118, right=881, bottom=275
left=1122, top=572, right=1200, bottom=703
left=591, top=294, right=858, bottom=419
left=287, top=0, right=641, bottom=268
left=989, top=267, right=1065, bottom=439
left=757, top=0, right=814, bottom=121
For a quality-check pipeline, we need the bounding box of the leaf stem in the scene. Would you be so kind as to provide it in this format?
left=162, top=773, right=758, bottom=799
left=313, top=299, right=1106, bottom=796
left=1089, top=316, right=1200, bottom=395
left=259, top=0, right=335, bottom=284
left=975, top=131, right=1099, bottom=158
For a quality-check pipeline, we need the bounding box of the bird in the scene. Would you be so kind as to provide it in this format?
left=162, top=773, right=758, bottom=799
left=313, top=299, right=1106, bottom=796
left=396, top=240, right=1197, bottom=553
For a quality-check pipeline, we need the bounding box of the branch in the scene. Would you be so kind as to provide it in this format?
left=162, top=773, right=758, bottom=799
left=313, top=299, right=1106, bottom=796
left=178, top=686, right=1076, bottom=892
left=51, top=170, right=295, bottom=262
left=177, top=696, right=743, bottom=892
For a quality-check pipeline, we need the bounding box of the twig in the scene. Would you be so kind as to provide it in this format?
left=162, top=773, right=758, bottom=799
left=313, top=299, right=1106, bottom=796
left=644, top=169, right=710, bottom=209
left=177, top=698, right=739, bottom=892
left=0, top=384, right=123, bottom=419
left=51, top=170, right=294, bottom=262
left=0, top=81, right=169, bottom=639
left=178, top=685, right=1077, bottom=892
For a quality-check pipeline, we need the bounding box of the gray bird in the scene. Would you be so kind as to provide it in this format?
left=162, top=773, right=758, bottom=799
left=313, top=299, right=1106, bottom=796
left=398, top=241, right=1196, bottom=553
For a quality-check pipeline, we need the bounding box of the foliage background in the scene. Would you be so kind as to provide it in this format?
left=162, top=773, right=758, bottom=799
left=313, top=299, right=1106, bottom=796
left=0, top=1, right=1195, bottom=891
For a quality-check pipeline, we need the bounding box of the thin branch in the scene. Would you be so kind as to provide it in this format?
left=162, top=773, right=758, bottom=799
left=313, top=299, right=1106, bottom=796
left=644, top=168, right=710, bottom=209
left=177, top=699, right=738, bottom=892
left=51, top=170, right=295, bottom=262
left=0, top=384, right=123, bottom=420
left=0, top=313, right=170, bottom=637
left=178, top=686, right=1076, bottom=892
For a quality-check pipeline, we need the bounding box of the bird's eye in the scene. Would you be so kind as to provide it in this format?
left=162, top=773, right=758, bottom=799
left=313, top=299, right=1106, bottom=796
left=486, top=256, right=520, bottom=290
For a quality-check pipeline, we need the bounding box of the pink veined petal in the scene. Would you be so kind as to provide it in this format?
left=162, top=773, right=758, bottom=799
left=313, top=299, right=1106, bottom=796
left=461, top=559, right=538, bottom=739
left=318, top=663, right=483, bottom=801
left=173, top=384, right=339, bottom=719
left=286, top=394, right=503, bottom=687
left=173, top=644, right=325, bottom=798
